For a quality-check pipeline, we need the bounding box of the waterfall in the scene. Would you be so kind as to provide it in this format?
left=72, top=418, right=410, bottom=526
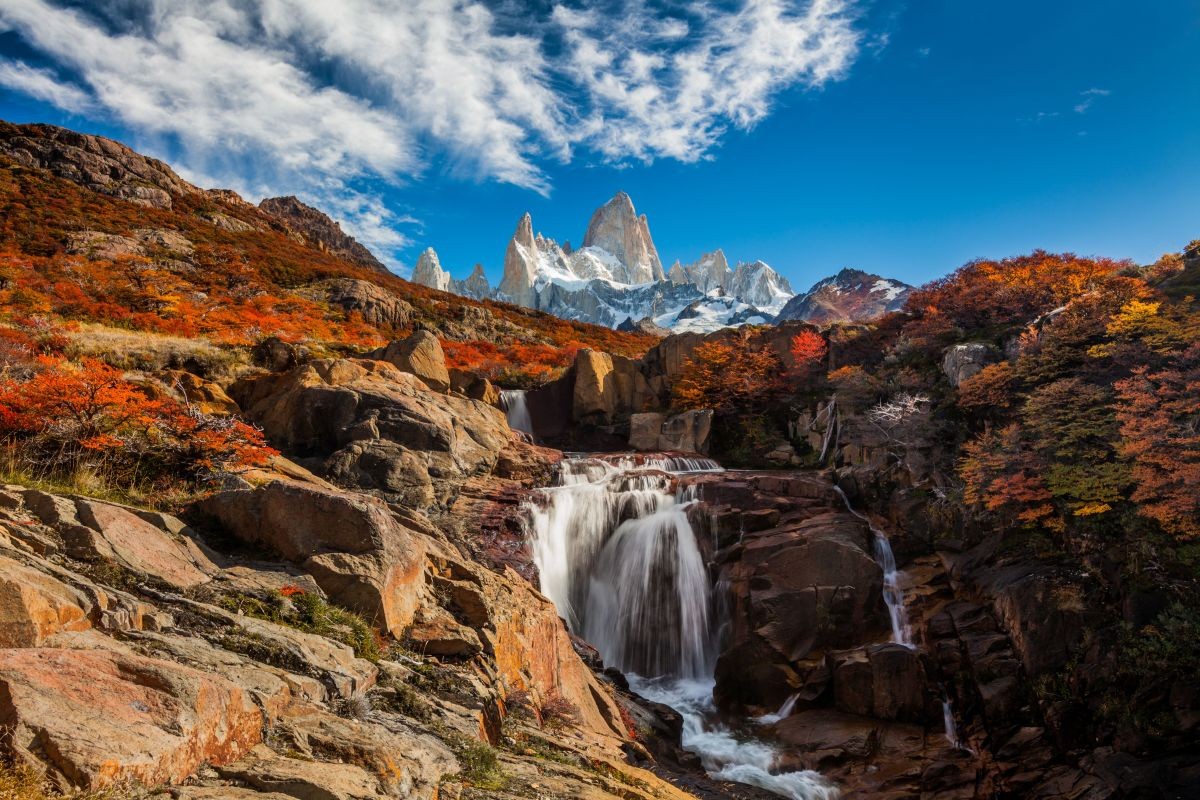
left=832, top=485, right=912, bottom=646
left=499, top=389, right=534, bottom=438
left=526, top=457, right=837, bottom=800
left=757, top=692, right=800, bottom=725
left=942, top=699, right=961, bottom=749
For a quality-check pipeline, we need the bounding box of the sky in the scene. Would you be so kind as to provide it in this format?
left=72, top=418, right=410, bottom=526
left=0, top=0, right=1198, bottom=292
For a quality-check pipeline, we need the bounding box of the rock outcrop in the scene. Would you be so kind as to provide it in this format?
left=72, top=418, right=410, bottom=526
left=198, top=482, right=427, bottom=637
left=229, top=358, right=513, bottom=508
left=322, top=278, right=414, bottom=329
left=259, top=195, right=388, bottom=273
left=628, top=410, right=713, bottom=454
left=0, top=121, right=197, bottom=209
left=368, top=330, right=451, bottom=393
left=942, top=342, right=996, bottom=387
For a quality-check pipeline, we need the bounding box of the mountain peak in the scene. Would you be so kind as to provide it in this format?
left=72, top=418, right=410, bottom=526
left=581, top=192, right=664, bottom=283
left=777, top=268, right=912, bottom=325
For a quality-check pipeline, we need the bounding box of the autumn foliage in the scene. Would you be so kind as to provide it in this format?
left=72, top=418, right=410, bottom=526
left=0, top=357, right=275, bottom=492
left=673, top=328, right=785, bottom=413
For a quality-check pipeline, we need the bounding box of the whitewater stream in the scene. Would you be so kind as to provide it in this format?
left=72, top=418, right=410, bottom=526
left=524, top=455, right=838, bottom=800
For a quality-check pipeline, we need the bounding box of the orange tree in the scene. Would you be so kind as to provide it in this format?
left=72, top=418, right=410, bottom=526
left=0, top=357, right=275, bottom=492
left=673, top=328, right=785, bottom=414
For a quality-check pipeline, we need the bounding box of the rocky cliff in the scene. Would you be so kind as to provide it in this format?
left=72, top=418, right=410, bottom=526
left=258, top=195, right=389, bottom=273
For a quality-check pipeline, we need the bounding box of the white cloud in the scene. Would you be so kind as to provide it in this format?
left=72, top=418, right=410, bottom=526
left=1074, top=87, right=1110, bottom=114
left=0, top=0, right=865, bottom=262
left=0, top=60, right=93, bottom=113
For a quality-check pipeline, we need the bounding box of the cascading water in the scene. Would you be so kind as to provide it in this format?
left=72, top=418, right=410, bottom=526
left=832, top=485, right=966, bottom=750
left=832, top=485, right=912, bottom=646
left=499, top=389, right=534, bottom=438
left=525, top=457, right=837, bottom=800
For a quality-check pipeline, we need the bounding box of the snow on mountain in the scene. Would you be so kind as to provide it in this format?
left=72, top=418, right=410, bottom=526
left=410, top=193, right=905, bottom=333
left=774, top=268, right=913, bottom=325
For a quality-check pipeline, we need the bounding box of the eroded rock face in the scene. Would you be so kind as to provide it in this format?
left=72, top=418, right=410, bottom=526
left=229, top=358, right=512, bottom=508
left=197, top=481, right=426, bottom=637
left=0, top=648, right=262, bottom=790
left=715, top=510, right=887, bottom=709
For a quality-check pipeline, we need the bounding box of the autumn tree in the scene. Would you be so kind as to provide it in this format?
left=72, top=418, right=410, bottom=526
left=1114, top=343, right=1200, bottom=540
left=788, top=330, right=828, bottom=381
left=959, top=424, right=1057, bottom=530
left=674, top=329, right=783, bottom=413
left=0, top=358, right=275, bottom=493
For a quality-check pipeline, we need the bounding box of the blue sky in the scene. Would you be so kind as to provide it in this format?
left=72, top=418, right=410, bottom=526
left=1, top=1, right=1198, bottom=291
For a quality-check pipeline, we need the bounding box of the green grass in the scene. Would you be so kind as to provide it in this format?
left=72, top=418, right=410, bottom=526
left=216, top=588, right=381, bottom=661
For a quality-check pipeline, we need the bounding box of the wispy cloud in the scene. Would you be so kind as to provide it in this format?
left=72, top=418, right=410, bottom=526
left=1074, top=87, right=1110, bottom=114
left=0, top=0, right=865, bottom=263
left=0, top=60, right=93, bottom=114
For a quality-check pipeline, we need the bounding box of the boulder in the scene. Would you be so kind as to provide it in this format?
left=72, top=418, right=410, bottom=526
left=251, top=336, right=309, bottom=372
left=229, top=358, right=512, bottom=508
left=324, top=278, right=414, bottom=329
left=0, top=555, right=92, bottom=646
left=160, top=369, right=240, bottom=415
left=829, top=643, right=929, bottom=722
left=449, top=367, right=500, bottom=405
left=369, top=330, right=451, bottom=393
left=942, top=342, right=995, bottom=387
left=196, top=481, right=425, bottom=637
left=0, top=648, right=262, bottom=790
left=628, top=410, right=713, bottom=454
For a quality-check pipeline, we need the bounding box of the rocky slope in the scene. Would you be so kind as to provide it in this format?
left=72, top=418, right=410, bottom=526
left=258, top=195, right=390, bottom=273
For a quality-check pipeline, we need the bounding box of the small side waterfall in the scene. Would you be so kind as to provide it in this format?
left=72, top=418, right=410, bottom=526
left=526, top=457, right=837, bottom=800
left=833, top=485, right=912, bottom=646
left=499, top=389, right=534, bottom=438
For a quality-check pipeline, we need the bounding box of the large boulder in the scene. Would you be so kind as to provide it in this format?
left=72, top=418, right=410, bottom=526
left=0, top=648, right=262, bottom=790
left=197, top=482, right=425, bottom=637
left=369, top=330, right=451, bottom=393
left=323, top=278, right=414, bottom=329
left=229, top=358, right=513, bottom=508
left=629, top=409, right=713, bottom=454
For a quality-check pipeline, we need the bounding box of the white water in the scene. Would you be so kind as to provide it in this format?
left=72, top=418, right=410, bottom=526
left=526, top=457, right=837, bottom=799
left=832, top=485, right=912, bottom=646
left=832, top=487, right=965, bottom=749
left=757, top=692, right=801, bottom=725
left=499, top=389, right=534, bottom=438
left=942, top=699, right=960, bottom=749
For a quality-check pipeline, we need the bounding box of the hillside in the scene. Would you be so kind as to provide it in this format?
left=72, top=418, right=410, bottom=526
left=0, top=121, right=655, bottom=385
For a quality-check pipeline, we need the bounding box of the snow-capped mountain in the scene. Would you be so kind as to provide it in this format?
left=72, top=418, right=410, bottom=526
left=409, top=192, right=907, bottom=332
left=774, top=268, right=912, bottom=325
